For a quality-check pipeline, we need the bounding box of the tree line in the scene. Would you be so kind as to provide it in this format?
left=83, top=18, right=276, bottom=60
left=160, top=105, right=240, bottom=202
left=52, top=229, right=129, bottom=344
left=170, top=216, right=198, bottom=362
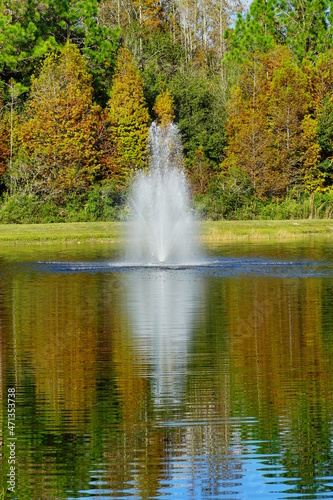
left=0, top=0, right=333, bottom=221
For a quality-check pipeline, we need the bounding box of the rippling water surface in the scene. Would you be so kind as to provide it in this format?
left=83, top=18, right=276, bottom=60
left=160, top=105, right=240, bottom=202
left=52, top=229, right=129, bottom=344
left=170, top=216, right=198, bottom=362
left=1, top=240, right=333, bottom=499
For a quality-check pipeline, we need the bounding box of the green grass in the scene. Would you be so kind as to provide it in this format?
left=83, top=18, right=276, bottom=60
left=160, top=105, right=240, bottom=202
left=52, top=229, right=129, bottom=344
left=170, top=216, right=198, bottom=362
left=201, top=219, right=333, bottom=241
left=0, top=222, right=123, bottom=244
left=0, top=220, right=333, bottom=245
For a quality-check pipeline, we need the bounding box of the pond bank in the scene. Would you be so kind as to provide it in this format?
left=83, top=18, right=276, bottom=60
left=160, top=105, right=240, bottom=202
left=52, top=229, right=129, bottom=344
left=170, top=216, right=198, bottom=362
left=201, top=220, right=333, bottom=242
left=0, top=222, right=123, bottom=244
left=1, top=220, right=333, bottom=245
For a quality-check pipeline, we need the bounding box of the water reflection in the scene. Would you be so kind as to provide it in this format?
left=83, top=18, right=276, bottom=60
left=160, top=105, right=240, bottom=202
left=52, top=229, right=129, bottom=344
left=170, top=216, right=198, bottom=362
left=1, top=242, right=333, bottom=498
left=124, top=270, right=202, bottom=406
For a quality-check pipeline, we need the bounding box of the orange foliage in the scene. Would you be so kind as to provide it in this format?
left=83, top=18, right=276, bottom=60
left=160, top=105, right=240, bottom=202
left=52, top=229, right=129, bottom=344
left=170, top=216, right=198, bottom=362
left=223, top=64, right=270, bottom=198
left=16, top=43, right=101, bottom=201
left=133, top=0, right=166, bottom=30
left=223, top=47, right=311, bottom=198
left=267, top=48, right=310, bottom=193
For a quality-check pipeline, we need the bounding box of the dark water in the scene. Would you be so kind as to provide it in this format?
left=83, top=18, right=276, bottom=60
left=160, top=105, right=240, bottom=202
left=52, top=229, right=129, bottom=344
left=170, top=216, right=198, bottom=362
left=1, top=240, right=333, bottom=499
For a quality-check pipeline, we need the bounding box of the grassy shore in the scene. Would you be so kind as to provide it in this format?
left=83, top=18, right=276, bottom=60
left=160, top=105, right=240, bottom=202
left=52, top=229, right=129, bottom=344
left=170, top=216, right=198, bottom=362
left=0, top=220, right=333, bottom=245
left=0, top=222, right=123, bottom=244
left=201, top=219, right=333, bottom=242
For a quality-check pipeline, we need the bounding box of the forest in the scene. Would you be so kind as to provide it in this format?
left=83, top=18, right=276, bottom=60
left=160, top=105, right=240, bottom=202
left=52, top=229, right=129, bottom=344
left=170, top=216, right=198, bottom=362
left=0, top=0, right=333, bottom=222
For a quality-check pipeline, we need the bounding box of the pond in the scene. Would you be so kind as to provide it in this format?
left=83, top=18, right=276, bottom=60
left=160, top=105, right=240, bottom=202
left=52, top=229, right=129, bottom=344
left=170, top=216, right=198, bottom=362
left=1, top=239, right=333, bottom=499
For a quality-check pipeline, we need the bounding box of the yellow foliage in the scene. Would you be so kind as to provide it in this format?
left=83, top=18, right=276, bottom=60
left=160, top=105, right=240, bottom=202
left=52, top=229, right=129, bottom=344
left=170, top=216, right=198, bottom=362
left=106, top=48, right=150, bottom=185
left=300, top=115, right=326, bottom=192
left=153, top=88, right=175, bottom=128
left=0, top=103, right=10, bottom=178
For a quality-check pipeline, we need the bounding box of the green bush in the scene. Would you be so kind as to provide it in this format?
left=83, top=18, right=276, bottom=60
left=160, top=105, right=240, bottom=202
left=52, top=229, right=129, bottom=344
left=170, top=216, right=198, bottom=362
left=0, top=193, right=61, bottom=223
left=0, top=182, right=127, bottom=223
left=1, top=182, right=333, bottom=224
left=193, top=185, right=333, bottom=220
left=84, top=183, right=125, bottom=221
left=193, top=165, right=253, bottom=219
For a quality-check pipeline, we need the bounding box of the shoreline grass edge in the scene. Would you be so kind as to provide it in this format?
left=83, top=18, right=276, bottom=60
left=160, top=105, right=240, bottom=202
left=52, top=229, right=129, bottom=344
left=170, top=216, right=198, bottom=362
left=0, top=220, right=333, bottom=245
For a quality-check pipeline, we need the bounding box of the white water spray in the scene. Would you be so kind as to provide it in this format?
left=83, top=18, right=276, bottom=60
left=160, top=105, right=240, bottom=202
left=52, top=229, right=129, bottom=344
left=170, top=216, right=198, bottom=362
left=127, top=122, right=200, bottom=264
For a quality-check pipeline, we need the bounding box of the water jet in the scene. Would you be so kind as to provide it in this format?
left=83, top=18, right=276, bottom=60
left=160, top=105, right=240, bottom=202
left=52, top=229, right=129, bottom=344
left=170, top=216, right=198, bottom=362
left=127, top=122, right=200, bottom=265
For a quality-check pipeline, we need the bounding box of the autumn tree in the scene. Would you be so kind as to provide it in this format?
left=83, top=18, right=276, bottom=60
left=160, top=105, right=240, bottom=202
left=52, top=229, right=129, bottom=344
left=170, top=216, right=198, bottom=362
left=153, top=87, right=175, bottom=127
left=223, top=47, right=311, bottom=198
left=99, top=0, right=245, bottom=75
left=190, top=145, right=211, bottom=195
left=99, top=0, right=166, bottom=31
left=222, top=51, right=270, bottom=197
left=0, top=99, right=9, bottom=185
left=300, top=115, right=325, bottom=192
left=306, top=51, right=333, bottom=112
left=14, top=43, right=101, bottom=201
left=305, top=51, right=333, bottom=187
left=175, top=0, right=244, bottom=67
left=106, top=48, right=150, bottom=185
left=266, top=48, right=311, bottom=194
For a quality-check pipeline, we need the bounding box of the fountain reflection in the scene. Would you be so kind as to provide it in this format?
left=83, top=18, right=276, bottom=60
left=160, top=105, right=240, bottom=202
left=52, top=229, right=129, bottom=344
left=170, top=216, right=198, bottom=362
left=124, top=269, right=203, bottom=406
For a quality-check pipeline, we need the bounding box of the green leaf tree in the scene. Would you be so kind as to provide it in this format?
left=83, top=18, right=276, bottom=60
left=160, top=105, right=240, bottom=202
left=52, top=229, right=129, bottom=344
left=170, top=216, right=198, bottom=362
left=0, top=0, right=119, bottom=105
left=169, top=69, right=227, bottom=166
left=227, top=0, right=333, bottom=63
left=317, top=99, right=333, bottom=185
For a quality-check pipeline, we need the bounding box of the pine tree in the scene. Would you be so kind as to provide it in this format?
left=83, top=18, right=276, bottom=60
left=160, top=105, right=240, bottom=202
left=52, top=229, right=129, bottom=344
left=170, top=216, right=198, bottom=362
left=279, top=0, right=333, bottom=61
left=106, top=48, right=150, bottom=185
left=227, top=0, right=333, bottom=63
left=15, top=43, right=101, bottom=201
left=0, top=0, right=119, bottom=105
left=226, top=0, right=279, bottom=63
left=0, top=3, right=34, bottom=79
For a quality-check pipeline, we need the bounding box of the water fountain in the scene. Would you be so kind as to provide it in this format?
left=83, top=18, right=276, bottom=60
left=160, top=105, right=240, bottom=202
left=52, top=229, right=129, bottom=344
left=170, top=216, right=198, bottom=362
left=33, top=121, right=324, bottom=278
left=127, top=122, right=200, bottom=265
